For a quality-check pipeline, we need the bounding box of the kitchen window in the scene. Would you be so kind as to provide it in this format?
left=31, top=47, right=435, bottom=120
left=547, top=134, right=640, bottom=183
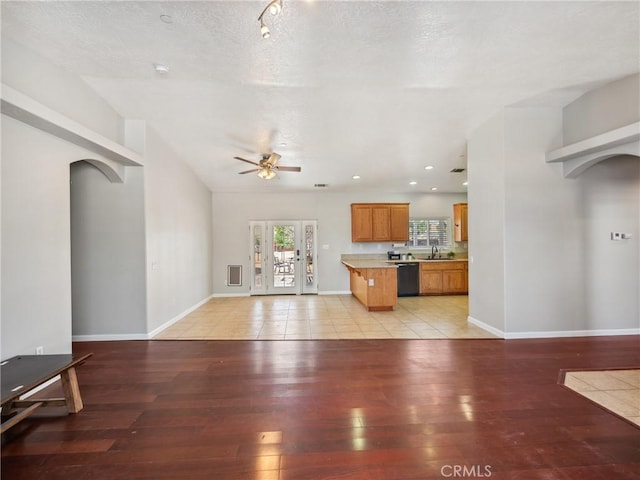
left=408, top=218, right=450, bottom=248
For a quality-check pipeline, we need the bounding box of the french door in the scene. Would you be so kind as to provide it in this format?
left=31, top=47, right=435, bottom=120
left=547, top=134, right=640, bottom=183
left=249, top=220, right=318, bottom=295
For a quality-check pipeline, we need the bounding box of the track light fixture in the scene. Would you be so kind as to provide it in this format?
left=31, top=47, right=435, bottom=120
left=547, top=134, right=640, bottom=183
left=258, top=0, right=283, bottom=39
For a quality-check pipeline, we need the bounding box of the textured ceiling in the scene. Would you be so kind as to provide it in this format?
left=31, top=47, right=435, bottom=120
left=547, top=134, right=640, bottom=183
left=2, top=1, right=639, bottom=193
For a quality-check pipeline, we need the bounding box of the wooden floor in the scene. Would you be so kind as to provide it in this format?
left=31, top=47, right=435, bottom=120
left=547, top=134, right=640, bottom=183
left=2, top=336, right=640, bottom=479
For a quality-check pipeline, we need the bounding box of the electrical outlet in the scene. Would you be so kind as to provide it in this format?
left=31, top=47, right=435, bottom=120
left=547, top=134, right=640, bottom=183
left=35, top=346, right=44, bottom=355
left=611, top=232, right=622, bottom=240
left=368, top=278, right=374, bottom=287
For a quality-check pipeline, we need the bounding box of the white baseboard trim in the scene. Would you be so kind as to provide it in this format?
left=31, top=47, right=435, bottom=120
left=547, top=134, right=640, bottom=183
left=504, top=328, right=640, bottom=339
left=148, top=295, right=215, bottom=338
left=72, top=295, right=216, bottom=342
left=319, top=291, right=351, bottom=296
left=467, top=316, right=640, bottom=339
left=211, top=292, right=250, bottom=298
left=468, top=316, right=505, bottom=338
left=72, top=333, right=150, bottom=342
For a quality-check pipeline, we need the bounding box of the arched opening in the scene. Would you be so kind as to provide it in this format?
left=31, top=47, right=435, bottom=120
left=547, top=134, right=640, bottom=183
left=70, top=160, right=147, bottom=339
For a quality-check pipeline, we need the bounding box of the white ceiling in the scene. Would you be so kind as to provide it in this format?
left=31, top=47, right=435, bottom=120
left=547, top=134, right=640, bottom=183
left=2, top=1, right=639, bottom=193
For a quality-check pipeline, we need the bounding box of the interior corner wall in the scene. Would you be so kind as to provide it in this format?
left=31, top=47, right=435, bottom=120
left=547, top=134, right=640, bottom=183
left=70, top=162, right=147, bottom=337
left=466, top=110, right=507, bottom=333
left=144, top=128, right=213, bottom=333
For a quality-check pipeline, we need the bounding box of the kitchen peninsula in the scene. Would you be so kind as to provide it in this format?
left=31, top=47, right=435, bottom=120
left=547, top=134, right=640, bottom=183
left=342, top=255, right=469, bottom=311
left=341, top=258, right=398, bottom=311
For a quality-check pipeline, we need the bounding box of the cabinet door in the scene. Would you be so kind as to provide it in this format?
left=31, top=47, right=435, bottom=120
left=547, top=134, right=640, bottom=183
left=389, top=204, right=409, bottom=241
left=453, top=203, right=468, bottom=242
left=420, top=270, right=443, bottom=295
left=442, top=270, right=467, bottom=294
left=351, top=205, right=373, bottom=242
left=371, top=205, right=390, bottom=241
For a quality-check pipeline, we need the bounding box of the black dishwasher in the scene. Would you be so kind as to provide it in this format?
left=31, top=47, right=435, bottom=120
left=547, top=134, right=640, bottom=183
left=397, top=263, right=419, bottom=297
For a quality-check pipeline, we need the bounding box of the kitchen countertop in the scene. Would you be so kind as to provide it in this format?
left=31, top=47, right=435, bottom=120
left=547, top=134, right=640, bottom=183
left=341, top=260, right=397, bottom=269
left=342, top=258, right=468, bottom=269
left=385, top=258, right=468, bottom=263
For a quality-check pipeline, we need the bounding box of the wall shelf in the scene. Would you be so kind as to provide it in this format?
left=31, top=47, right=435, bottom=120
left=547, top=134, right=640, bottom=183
left=1, top=84, right=144, bottom=170
left=546, top=122, right=639, bottom=178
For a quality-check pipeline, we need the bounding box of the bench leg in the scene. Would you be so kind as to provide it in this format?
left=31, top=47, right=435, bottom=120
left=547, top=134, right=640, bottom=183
left=60, top=367, right=83, bottom=413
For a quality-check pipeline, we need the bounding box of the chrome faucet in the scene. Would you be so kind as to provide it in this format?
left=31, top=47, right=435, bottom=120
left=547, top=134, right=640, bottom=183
left=431, top=245, right=439, bottom=259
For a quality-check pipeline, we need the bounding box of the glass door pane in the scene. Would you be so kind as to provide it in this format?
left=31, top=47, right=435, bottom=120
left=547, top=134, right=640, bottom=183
left=249, top=222, right=266, bottom=294
left=302, top=221, right=318, bottom=294
left=270, top=222, right=299, bottom=294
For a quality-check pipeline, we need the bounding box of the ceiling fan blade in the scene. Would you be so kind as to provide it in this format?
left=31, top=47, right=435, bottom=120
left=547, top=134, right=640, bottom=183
left=234, top=156, right=260, bottom=166
left=275, top=166, right=301, bottom=172
left=238, top=168, right=260, bottom=174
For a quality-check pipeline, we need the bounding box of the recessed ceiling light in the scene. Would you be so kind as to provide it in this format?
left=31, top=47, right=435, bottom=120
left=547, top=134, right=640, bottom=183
left=463, top=181, right=468, bottom=186
left=153, top=63, right=170, bottom=74
left=160, top=14, right=174, bottom=24
left=279, top=142, right=287, bottom=147
left=409, top=181, right=417, bottom=185
left=431, top=187, right=438, bottom=191
left=425, top=165, right=434, bottom=170
left=352, top=175, right=361, bottom=180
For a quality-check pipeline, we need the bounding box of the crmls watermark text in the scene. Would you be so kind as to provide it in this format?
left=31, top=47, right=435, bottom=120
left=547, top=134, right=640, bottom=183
left=440, top=464, right=492, bottom=478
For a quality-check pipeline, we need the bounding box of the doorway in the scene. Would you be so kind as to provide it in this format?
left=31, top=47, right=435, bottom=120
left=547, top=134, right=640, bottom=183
left=249, top=220, right=318, bottom=295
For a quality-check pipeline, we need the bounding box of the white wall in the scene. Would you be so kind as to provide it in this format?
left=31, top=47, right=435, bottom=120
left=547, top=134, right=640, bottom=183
left=468, top=101, right=639, bottom=337
left=579, top=156, right=639, bottom=329
left=70, top=161, right=147, bottom=336
left=1, top=36, right=213, bottom=353
left=563, top=74, right=639, bottom=144
left=502, top=107, right=588, bottom=334
left=1, top=38, right=121, bottom=143
left=467, top=111, right=507, bottom=333
left=211, top=191, right=466, bottom=295
left=145, top=128, right=213, bottom=333
left=1, top=116, right=115, bottom=357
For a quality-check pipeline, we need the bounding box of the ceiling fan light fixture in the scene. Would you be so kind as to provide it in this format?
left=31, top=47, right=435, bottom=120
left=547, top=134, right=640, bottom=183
left=258, top=167, right=276, bottom=180
left=260, top=22, right=271, bottom=39
left=269, top=0, right=282, bottom=16
left=258, top=0, right=282, bottom=38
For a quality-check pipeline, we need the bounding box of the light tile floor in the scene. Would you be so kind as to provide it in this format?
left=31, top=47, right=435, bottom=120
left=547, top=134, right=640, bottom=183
left=563, top=369, right=640, bottom=427
left=154, top=294, right=498, bottom=341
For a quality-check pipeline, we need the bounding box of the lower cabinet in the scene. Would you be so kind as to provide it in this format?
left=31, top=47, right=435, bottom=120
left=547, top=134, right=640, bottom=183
left=419, top=261, right=468, bottom=295
left=347, top=265, right=397, bottom=311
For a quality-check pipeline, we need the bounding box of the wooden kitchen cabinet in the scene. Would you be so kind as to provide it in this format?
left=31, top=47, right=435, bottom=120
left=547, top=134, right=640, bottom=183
left=351, top=203, right=409, bottom=242
left=453, top=203, right=468, bottom=242
left=420, top=261, right=468, bottom=295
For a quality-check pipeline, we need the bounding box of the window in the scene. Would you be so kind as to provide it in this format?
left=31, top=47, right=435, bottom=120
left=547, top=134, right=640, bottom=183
left=408, top=218, right=450, bottom=248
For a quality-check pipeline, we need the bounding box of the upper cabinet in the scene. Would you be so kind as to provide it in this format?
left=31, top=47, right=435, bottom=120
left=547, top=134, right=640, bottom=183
left=351, top=203, right=409, bottom=242
left=453, top=203, right=468, bottom=242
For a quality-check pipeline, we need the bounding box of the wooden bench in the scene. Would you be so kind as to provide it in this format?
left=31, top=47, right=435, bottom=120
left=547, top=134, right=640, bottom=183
left=1, top=353, right=92, bottom=434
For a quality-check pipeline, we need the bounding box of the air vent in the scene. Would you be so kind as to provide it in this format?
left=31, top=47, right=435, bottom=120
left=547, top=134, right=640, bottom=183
left=314, top=183, right=329, bottom=188
left=450, top=168, right=466, bottom=173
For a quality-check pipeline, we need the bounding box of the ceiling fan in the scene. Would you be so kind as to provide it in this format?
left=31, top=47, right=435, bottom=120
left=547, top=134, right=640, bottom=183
left=234, top=153, right=301, bottom=180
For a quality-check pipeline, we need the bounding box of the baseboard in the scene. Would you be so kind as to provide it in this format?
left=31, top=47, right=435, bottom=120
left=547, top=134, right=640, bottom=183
left=467, top=316, right=640, bottom=339
left=211, top=293, right=250, bottom=298
left=72, top=295, right=216, bottom=342
left=319, top=291, right=351, bottom=296
left=467, top=316, right=505, bottom=338
left=72, top=333, right=150, bottom=342
left=504, top=328, right=640, bottom=339
left=148, top=295, right=215, bottom=338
